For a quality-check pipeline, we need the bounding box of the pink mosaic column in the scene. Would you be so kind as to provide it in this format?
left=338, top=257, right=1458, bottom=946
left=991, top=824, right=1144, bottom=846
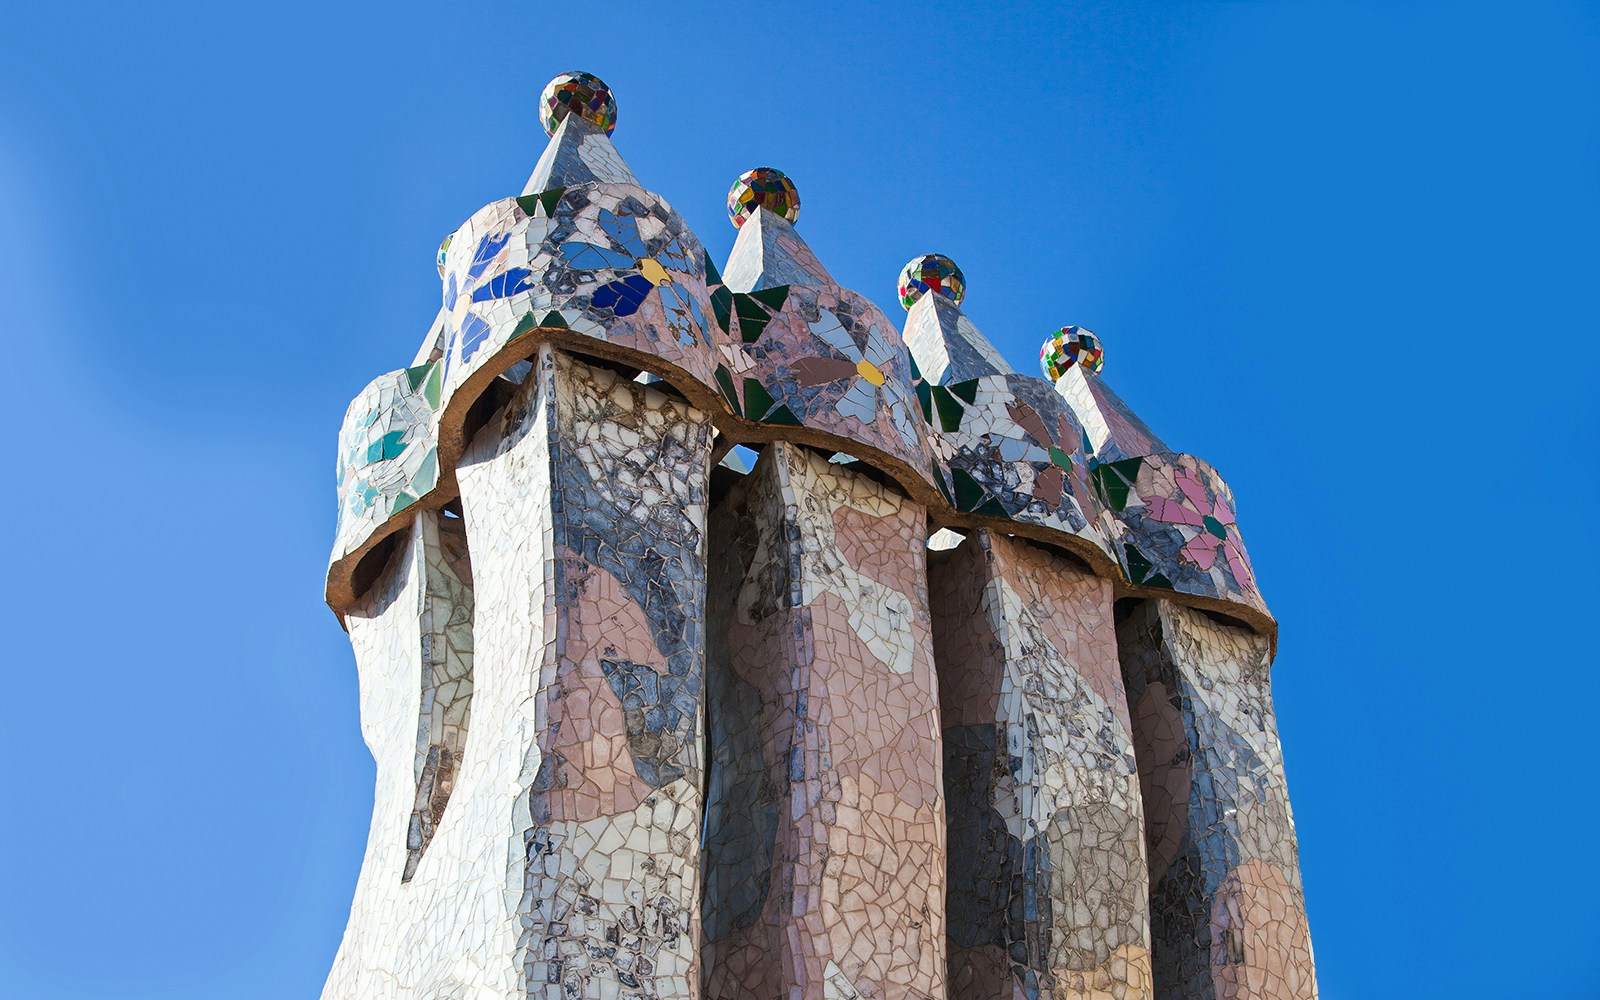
left=930, top=530, right=1152, bottom=999
left=456, top=346, right=712, bottom=999
left=1117, top=600, right=1316, bottom=1000
left=702, top=441, right=946, bottom=1000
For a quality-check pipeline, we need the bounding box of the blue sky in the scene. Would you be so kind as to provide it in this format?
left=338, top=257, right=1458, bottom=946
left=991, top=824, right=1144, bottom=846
left=2, top=2, right=1595, bottom=997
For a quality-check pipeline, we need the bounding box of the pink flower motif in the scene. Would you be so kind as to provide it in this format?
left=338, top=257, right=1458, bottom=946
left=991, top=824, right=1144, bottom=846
left=1146, top=471, right=1255, bottom=587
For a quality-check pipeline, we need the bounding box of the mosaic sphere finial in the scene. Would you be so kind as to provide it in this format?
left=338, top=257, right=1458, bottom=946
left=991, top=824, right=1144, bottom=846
left=898, top=254, right=966, bottom=310
left=540, top=71, right=617, bottom=137
left=727, top=167, right=800, bottom=229
left=1041, top=326, right=1106, bottom=378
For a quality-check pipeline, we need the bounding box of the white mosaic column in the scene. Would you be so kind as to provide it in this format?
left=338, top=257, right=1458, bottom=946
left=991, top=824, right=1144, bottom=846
left=406, top=510, right=476, bottom=881
left=702, top=441, right=946, bottom=1000
left=322, top=508, right=479, bottom=999
left=1117, top=600, right=1315, bottom=1000
left=930, top=530, right=1152, bottom=1000
left=323, top=345, right=714, bottom=1000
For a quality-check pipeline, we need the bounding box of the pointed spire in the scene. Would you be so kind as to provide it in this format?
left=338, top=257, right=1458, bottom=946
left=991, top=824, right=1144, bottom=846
left=1042, top=327, right=1169, bottom=461
left=894, top=254, right=1012, bottom=383
left=902, top=289, right=1014, bottom=383
left=720, top=168, right=835, bottom=292
left=722, top=208, right=836, bottom=291
left=523, top=72, right=639, bottom=193
left=523, top=110, right=640, bottom=193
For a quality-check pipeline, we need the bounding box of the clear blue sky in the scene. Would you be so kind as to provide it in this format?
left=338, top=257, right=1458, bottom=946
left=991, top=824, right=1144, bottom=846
left=2, top=3, right=1594, bottom=997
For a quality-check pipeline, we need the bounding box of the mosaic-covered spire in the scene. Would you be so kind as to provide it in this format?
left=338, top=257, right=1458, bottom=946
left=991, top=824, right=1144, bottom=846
left=425, top=67, right=717, bottom=411
left=720, top=168, right=834, bottom=292
left=892, top=256, right=1102, bottom=543
left=900, top=264, right=1013, bottom=384
left=523, top=72, right=639, bottom=194
left=1045, top=327, right=1168, bottom=463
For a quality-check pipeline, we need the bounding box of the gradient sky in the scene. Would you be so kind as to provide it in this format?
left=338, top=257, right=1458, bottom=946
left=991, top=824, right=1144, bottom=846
left=2, top=3, right=1596, bottom=997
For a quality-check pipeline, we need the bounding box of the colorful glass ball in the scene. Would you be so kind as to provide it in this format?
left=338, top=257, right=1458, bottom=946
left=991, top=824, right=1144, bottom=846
left=436, top=234, right=453, bottom=277
left=897, top=254, right=966, bottom=310
left=727, top=167, right=800, bottom=228
left=540, top=71, right=617, bottom=137
left=1041, top=326, right=1106, bottom=378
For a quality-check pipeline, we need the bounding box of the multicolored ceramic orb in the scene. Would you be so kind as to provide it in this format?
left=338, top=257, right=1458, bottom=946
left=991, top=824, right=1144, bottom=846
left=897, top=254, right=966, bottom=310
left=436, top=234, right=453, bottom=278
left=727, top=167, right=800, bottom=228
left=1041, top=326, right=1106, bottom=378
left=540, top=71, right=617, bottom=137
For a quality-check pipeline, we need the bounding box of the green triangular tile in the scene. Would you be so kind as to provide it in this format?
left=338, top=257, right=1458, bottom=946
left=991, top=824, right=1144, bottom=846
left=742, top=378, right=776, bottom=421
left=510, top=312, right=539, bottom=340
left=1094, top=457, right=1144, bottom=511
left=951, top=468, right=986, bottom=512
left=762, top=404, right=801, bottom=426
left=1108, top=457, right=1144, bottom=480
left=1124, top=543, right=1155, bottom=582
left=405, top=363, right=432, bottom=392
left=422, top=362, right=443, bottom=410
left=714, top=366, right=741, bottom=415
left=974, top=495, right=1008, bottom=517
left=710, top=286, right=733, bottom=335
left=914, top=381, right=933, bottom=422
left=748, top=285, right=790, bottom=311
left=1093, top=466, right=1132, bottom=512
left=932, top=387, right=964, bottom=431
left=734, top=293, right=773, bottom=343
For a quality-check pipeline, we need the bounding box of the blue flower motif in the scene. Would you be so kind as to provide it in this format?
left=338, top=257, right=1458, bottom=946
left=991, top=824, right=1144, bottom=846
left=591, top=274, right=656, bottom=317
left=472, top=267, right=535, bottom=302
